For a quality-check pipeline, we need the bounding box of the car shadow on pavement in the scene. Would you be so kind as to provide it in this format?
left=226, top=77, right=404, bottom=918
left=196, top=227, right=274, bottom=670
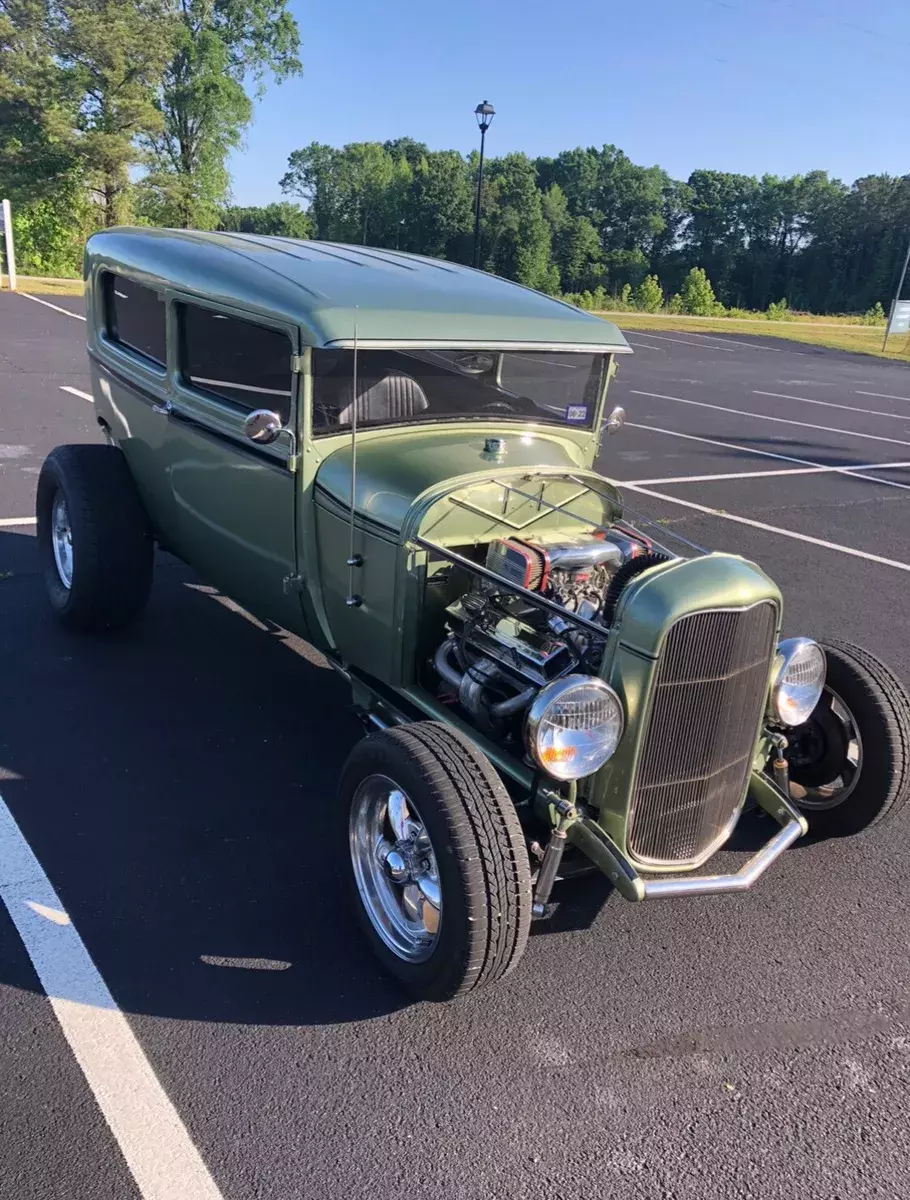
left=0, top=532, right=409, bottom=1025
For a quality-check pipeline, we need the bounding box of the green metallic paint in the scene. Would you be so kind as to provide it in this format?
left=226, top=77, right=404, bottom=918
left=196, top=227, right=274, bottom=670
left=589, top=555, right=782, bottom=871
left=84, top=228, right=631, bottom=351
left=83, top=229, right=803, bottom=893
left=314, top=426, right=594, bottom=533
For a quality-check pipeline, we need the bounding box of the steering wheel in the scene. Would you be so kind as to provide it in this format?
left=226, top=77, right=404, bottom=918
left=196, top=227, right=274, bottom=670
left=480, top=399, right=520, bottom=414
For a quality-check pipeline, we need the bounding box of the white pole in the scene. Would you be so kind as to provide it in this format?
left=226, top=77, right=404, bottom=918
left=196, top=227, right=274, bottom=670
left=2, top=199, right=17, bottom=291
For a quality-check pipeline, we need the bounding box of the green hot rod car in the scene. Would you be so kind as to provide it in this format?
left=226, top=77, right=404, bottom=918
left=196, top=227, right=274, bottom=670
left=37, top=229, right=910, bottom=999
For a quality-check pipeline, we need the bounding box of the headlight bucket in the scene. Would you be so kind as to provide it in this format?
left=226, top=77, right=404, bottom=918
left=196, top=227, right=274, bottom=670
left=771, top=638, right=826, bottom=726
left=526, top=675, right=624, bottom=781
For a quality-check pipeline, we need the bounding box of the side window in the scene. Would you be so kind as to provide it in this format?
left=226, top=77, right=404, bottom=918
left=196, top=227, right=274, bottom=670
left=177, top=302, right=293, bottom=425
left=103, top=272, right=166, bottom=367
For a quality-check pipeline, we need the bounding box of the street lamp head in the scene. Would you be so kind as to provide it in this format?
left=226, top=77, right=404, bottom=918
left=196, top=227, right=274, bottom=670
left=474, top=100, right=495, bottom=132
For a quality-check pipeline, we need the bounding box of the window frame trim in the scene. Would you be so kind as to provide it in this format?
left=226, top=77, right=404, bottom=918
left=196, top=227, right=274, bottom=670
left=98, top=270, right=169, bottom=380
left=168, top=291, right=300, bottom=466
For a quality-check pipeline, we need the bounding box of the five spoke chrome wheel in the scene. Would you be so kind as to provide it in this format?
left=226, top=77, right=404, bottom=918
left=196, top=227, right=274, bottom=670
left=51, top=491, right=74, bottom=589
left=349, top=775, right=442, bottom=962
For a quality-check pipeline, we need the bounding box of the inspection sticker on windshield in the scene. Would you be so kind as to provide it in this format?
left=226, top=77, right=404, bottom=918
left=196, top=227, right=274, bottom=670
left=565, top=405, right=588, bottom=422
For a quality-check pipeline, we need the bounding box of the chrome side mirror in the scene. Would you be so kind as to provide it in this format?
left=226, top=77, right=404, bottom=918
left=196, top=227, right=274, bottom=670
left=243, top=409, right=282, bottom=445
left=605, top=405, right=626, bottom=435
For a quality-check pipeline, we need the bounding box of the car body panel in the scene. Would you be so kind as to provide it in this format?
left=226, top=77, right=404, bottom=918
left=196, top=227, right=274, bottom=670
left=84, top=228, right=631, bottom=351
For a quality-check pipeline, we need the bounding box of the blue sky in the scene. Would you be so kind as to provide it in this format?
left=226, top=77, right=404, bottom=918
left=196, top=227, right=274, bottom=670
left=228, top=0, right=910, bottom=206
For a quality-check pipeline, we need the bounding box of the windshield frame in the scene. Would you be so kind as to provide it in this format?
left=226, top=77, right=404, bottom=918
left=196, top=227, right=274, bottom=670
left=309, top=342, right=618, bottom=439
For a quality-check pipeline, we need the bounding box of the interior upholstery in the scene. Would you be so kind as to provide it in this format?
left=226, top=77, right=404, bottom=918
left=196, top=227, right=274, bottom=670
left=337, top=371, right=430, bottom=426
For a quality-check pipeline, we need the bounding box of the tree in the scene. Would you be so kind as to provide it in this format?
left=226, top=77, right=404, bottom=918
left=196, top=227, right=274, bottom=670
left=142, top=0, right=301, bottom=229
left=218, top=201, right=311, bottom=237
left=405, top=150, right=473, bottom=258
left=679, top=266, right=719, bottom=315
left=633, top=274, right=664, bottom=312
left=483, top=153, right=553, bottom=290
left=0, top=0, right=80, bottom=203
left=53, top=0, right=176, bottom=227
left=280, top=141, right=398, bottom=244
left=554, top=214, right=603, bottom=292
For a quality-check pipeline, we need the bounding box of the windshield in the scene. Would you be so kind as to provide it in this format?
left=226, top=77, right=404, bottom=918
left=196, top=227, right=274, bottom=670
left=311, top=348, right=607, bottom=435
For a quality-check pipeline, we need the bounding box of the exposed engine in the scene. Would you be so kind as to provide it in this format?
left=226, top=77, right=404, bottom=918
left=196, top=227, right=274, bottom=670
left=433, top=525, right=671, bottom=731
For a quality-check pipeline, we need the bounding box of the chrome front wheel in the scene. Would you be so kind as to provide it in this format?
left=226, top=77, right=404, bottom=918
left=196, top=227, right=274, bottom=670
left=788, top=688, right=863, bottom=810
left=51, top=491, right=74, bottom=589
left=349, top=775, right=442, bottom=962
left=339, top=723, right=532, bottom=1000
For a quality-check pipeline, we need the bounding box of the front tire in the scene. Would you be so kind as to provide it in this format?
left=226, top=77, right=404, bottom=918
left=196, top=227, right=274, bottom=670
left=340, top=722, right=532, bottom=1001
left=788, top=640, right=910, bottom=838
left=36, top=444, right=154, bottom=631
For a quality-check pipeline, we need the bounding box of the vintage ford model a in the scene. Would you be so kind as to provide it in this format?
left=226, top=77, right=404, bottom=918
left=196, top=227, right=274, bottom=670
left=36, top=229, right=910, bottom=999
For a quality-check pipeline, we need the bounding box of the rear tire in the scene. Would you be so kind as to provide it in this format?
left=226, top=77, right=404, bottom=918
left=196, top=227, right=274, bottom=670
left=340, top=722, right=532, bottom=1000
left=36, top=444, right=154, bottom=632
left=788, top=640, right=910, bottom=838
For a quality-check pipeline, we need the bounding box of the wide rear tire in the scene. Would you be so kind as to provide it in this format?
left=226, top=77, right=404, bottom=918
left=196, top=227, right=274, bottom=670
left=340, top=722, right=532, bottom=1001
left=36, top=444, right=154, bottom=632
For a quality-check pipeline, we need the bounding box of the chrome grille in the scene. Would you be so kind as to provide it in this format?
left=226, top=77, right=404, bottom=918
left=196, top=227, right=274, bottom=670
left=627, top=602, right=778, bottom=867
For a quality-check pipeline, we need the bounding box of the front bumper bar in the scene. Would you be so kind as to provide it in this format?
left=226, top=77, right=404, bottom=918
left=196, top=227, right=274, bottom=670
left=568, top=774, right=809, bottom=902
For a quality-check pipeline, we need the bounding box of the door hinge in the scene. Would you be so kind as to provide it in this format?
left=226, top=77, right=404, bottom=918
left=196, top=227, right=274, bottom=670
left=290, top=353, right=304, bottom=374
left=283, top=573, right=305, bottom=595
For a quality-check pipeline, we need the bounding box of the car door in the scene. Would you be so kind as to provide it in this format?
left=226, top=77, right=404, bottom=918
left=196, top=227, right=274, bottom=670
left=163, top=296, right=307, bottom=633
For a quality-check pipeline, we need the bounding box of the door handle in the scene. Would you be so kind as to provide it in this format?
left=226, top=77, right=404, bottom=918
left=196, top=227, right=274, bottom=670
left=152, top=401, right=172, bottom=416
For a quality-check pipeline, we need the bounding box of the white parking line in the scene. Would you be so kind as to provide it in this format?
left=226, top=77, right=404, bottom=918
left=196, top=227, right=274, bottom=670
left=0, top=516, right=36, bottom=527
left=0, top=795, right=225, bottom=1200
left=624, top=340, right=667, bottom=352
left=623, top=461, right=910, bottom=486
left=629, top=389, right=910, bottom=450
left=755, top=389, right=910, bottom=422
left=856, top=390, right=910, bottom=403
left=617, top=483, right=910, bottom=574
left=624, top=331, right=736, bottom=352
left=672, top=332, right=787, bottom=354
left=19, top=293, right=86, bottom=321
left=623, top=421, right=910, bottom=492
left=60, top=385, right=93, bottom=403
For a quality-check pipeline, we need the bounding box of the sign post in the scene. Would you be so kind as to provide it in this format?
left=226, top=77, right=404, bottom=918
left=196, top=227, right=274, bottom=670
left=883, top=237, right=910, bottom=352
left=1, top=199, right=16, bottom=291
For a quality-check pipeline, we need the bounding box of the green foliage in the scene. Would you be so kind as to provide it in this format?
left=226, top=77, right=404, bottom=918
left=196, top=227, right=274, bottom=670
left=480, top=153, right=553, bottom=290
left=218, top=202, right=312, bottom=237
left=142, top=0, right=302, bottom=228
left=679, top=267, right=718, bottom=316
left=11, top=188, right=92, bottom=275
left=633, top=274, right=663, bottom=312
left=766, top=298, right=790, bottom=320
left=57, top=0, right=176, bottom=227
left=5, top=16, right=909, bottom=320
left=862, top=302, right=886, bottom=326
left=667, top=292, right=683, bottom=315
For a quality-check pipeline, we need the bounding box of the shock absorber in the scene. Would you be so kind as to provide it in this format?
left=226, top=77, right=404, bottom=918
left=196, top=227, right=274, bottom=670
left=770, top=731, right=790, bottom=796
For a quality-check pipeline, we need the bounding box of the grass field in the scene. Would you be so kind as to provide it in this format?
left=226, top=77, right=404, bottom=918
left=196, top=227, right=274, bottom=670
left=602, top=311, right=910, bottom=361
left=2, top=276, right=83, bottom=296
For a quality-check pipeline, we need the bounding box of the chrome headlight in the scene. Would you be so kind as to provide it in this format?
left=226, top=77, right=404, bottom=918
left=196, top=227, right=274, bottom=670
left=526, top=675, right=623, bottom=781
left=771, top=638, right=826, bottom=726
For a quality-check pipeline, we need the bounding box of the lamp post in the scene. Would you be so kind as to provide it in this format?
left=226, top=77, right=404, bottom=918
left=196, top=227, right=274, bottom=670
left=472, top=100, right=495, bottom=269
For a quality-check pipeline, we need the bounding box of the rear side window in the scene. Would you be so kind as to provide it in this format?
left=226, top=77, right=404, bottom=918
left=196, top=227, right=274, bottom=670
left=103, top=273, right=166, bottom=366
left=177, top=303, right=293, bottom=424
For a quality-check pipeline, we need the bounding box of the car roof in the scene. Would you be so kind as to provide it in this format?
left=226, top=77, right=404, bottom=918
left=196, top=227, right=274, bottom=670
left=85, top=227, right=631, bottom=352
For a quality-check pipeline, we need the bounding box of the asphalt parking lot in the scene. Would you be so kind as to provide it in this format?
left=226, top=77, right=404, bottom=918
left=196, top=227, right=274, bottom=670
left=2, top=289, right=910, bottom=1200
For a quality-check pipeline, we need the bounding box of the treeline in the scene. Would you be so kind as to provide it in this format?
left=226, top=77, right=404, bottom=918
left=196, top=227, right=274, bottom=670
left=1, top=2, right=907, bottom=314
left=279, top=141, right=910, bottom=314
